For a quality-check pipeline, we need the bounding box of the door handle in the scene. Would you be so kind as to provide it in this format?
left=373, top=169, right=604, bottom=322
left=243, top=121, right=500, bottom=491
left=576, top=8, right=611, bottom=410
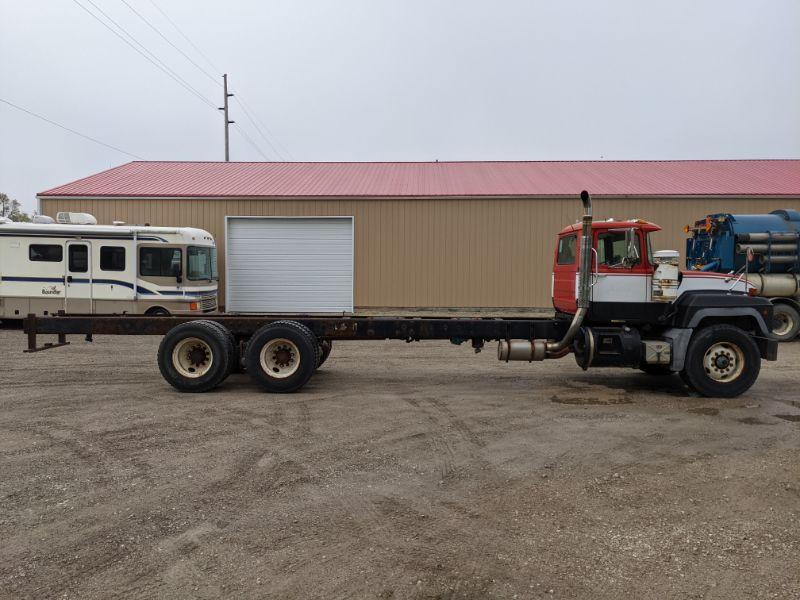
left=66, top=275, right=73, bottom=283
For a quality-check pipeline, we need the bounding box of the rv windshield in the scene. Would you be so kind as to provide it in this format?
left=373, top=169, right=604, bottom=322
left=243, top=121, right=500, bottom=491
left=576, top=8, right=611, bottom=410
left=187, top=246, right=218, bottom=281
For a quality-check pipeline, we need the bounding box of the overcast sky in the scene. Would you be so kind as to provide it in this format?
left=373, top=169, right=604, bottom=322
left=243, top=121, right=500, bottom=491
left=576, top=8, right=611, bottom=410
left=1, top=0, right=799, bottom=213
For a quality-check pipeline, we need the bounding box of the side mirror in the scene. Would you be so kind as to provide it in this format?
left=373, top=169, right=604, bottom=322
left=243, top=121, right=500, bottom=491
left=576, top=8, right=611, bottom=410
left=172, top=262, right=183, bottom=283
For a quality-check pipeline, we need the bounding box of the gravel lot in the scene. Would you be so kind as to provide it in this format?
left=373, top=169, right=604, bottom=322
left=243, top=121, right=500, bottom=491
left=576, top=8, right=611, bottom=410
left=1, top=328, right=798, bottom=599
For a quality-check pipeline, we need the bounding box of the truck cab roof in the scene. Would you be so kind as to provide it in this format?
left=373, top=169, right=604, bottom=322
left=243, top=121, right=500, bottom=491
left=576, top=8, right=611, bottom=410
left=558, top=219, right=662, bottom=235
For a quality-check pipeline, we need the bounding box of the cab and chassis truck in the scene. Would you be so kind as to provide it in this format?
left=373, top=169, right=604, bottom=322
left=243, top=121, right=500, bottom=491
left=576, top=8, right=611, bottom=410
left=22, top=192, right=779, bottom=398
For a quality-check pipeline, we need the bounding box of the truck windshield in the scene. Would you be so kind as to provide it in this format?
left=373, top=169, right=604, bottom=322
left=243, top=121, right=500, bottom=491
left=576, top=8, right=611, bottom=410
left=187, top=246, right=218, bottom=281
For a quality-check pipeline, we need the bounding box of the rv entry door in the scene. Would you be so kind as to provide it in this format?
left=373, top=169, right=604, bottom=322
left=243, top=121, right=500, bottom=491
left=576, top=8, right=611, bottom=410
left=65, top=241, right=92, bottom=314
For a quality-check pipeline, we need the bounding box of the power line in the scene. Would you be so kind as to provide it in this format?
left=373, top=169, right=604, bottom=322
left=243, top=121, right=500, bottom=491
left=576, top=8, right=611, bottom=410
left=71, top=0, right=218, bottom=110
left=233, top=124, right=270, bottom=161
left=0, top=98, right=144, bottom=159
left=147, top=0, right=222, bottom=75
left=234, top=96, right=289, bottom=161
left=146, top=0, right=295, bottom=161
left=117, top=0, right=220, bottom=86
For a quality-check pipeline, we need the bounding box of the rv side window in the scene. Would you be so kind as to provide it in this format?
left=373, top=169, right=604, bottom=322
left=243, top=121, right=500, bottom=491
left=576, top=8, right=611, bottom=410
left=100, top=246, right=126, bottom=271
left=556, top=235, right=576, bottom=265
left=140, top=247, right=182, bottom=277
left=29, top=244, right=63, bottom=262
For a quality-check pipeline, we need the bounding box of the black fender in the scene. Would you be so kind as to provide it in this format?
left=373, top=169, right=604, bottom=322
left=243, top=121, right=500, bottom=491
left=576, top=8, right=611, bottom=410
left=769, top=296, right=800, bottom=314
left=671, top=291, right=774, bottom=337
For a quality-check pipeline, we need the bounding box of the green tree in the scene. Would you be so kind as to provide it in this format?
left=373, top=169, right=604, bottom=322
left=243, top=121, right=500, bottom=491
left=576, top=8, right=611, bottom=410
left=0, top=192, right=31, bottom=222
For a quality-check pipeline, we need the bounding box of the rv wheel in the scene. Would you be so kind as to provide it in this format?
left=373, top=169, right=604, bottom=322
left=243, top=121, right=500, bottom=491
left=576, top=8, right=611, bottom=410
left=157, top=321, right=232, bottom=392
left=245, top=321, right=318, bottom=393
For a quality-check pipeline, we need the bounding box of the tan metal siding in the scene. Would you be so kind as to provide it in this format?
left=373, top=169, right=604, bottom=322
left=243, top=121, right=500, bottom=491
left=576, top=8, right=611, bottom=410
left=40, top=196, right=800, bottom=309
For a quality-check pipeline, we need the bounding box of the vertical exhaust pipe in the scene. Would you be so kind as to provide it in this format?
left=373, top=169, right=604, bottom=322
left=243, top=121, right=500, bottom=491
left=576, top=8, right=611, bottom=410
left=546, top=190, right=593, bottom=355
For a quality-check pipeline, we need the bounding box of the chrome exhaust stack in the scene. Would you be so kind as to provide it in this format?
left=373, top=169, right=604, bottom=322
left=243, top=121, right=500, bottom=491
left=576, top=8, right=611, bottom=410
left=498, top=190, right=593, bottom=361
left=546, top=190, right=593, bottom=355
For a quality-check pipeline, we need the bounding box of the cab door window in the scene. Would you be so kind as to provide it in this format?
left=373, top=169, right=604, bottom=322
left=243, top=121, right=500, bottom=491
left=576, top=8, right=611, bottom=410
left=597, top=230, right=641, bottom=269
left=556, top=235, right=577, bottom=264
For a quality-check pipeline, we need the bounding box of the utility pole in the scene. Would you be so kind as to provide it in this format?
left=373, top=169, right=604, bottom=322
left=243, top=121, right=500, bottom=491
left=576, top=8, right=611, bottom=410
left=219, top=74, right=234, bottom=161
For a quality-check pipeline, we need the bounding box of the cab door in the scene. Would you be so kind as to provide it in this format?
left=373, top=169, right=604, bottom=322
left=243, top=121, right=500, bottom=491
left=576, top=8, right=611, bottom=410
left=591, top=228, right=649, bottom=304
left=552, top=233, right=579, bottom=313
left=65, top=241, right=92, bottom=313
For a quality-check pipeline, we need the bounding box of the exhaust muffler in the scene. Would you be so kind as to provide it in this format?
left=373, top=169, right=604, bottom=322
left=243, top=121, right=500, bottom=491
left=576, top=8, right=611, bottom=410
left=498, top=339, right=547, bottom=362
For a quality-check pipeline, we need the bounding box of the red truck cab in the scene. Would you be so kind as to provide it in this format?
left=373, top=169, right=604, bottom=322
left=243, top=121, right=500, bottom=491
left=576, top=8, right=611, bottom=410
left=552, top=220, right=661, bottom=314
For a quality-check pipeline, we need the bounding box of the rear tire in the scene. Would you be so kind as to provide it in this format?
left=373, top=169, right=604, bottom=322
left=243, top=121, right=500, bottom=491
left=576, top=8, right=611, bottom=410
left=318, top=340, right=332, bottom=369
left=771, top=303, right=800, bottom=341
left=157, top=321, right=232, bottom=392
left=204, top=320, right=240, bottom=375
left=245, top=321, right=318, bottom=393
left=680, top=324, right=760, bottom=398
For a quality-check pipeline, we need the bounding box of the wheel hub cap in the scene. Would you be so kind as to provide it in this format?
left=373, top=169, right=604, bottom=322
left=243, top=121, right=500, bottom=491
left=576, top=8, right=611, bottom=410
left=259, top=338, right=301, bottom=379
left=172, top=337, right=214, bottom=379
left=773, top=314, right=792, bottom=337
left=703, top=342, right=745, bottom=382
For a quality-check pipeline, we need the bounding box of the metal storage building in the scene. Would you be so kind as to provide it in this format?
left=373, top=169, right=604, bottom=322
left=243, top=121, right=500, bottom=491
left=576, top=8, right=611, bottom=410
left=37, top=160, right=800, bottom=312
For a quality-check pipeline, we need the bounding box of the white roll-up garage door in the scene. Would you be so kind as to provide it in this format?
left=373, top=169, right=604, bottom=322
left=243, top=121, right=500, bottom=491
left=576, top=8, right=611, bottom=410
left=225, top=216, right=354, bottom=313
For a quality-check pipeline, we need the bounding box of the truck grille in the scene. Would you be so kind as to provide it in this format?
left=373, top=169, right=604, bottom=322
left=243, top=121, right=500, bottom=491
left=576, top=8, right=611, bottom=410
left=199, top=295, right=217, bottom=312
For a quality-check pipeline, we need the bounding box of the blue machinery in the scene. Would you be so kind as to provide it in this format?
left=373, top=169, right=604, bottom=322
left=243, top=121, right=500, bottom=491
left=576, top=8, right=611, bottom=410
left=686, top=210, right=800, bottom=275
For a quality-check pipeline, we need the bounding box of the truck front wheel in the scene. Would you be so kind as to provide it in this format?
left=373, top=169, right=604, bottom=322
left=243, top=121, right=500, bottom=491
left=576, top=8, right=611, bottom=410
left=681, top=324, right=760, bottom=398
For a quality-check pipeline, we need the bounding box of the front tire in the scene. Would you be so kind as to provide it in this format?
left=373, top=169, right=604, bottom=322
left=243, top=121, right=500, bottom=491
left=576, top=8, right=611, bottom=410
left=157, top=321, right=232, bottom=392
left=680, top=324, right=760, bottom=398
left=771, top=303, right=800, bottom=341
left=245, top=321, right=318, bottom=393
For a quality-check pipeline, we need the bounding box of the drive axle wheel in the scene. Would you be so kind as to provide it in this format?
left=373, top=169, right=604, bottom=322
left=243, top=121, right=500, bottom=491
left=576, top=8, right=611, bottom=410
left=172, top=337, right=214, bottom=378
left=246, top=321, right=318, bottom=393
left=680, top=324, right=760, bottom=398
left=158, top=321, right=232, bottom=392
left=260, top=338, right=301, bottom=378
left=317, top=340, right=333, bottom=369
left=205, top=320, right=240, bottom=375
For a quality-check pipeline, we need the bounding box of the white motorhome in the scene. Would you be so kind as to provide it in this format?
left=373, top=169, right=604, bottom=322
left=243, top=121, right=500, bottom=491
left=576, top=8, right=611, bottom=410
left=0, top=213, right=218, bottom=319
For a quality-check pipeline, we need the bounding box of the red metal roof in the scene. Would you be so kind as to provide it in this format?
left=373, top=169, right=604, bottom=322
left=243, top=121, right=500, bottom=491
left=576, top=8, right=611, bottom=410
left=38, top=160, right=800, bottom=199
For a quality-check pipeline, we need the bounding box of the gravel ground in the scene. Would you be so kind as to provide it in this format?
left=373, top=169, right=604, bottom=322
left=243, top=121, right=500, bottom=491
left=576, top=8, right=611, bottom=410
left=0, top=329, right=798, bottom=599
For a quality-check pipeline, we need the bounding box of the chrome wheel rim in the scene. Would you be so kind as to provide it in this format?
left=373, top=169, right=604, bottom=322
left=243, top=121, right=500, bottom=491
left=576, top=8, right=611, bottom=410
left=773, top=312, right=794, bottom=337
left=703, top=342, right=744, bottom=382
left=172, top=337, right=214, bottom=378
left=259, top=338, right=300, bottom=379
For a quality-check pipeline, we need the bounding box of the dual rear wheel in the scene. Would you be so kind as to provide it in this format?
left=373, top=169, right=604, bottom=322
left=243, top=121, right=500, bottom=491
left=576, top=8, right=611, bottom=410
left=157, top=320, right=331, bottom=393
